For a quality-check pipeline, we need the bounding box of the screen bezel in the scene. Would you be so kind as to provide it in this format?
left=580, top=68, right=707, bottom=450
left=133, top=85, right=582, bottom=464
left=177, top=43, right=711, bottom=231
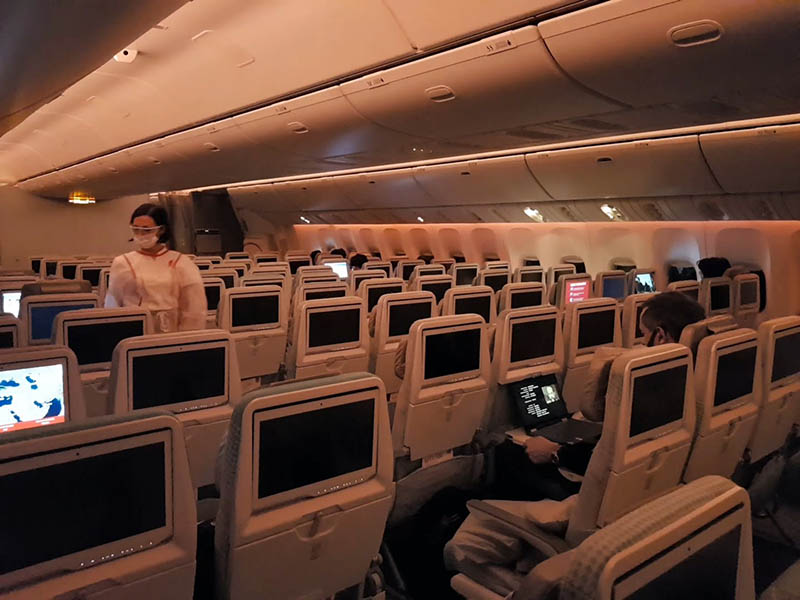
left=304, top=304, right=363, bottom=354
left=0, top=324, right=17, bottom=349
left=516, top=267, right=544, bottom=283
left=365, top=263, right=392, bottom=277
left=627, top=357, right=689, bottom=445
left=769, top=325, right=800, bottom=389
left=77, top=266, right=103, bottom=288
left=420, top=280, right=453, bottom=303
left=576, top=306, right=617, bottom=355
left=0, top=429, right=173, bottom=589
left=508, top=313, right=558, bottom=368
left=454, top=265, right=479, bottom=286
left=509, top=288, right=543, bottom=309
left=414, top=265, right=445, bottom=278
left=453, top=292, right=492, bottom=323
left=63, top=315, right=147, bottom=372
left=203, top=280, right=224, bottom=313
left=386, top=298, right=434, bottom=341
left=737, top=280, right=759, bottom=311
left=709, top=339, right=758, bottom=416
left=709, top=282, right=732, bottom=314
left=126, top=340, right=229, bottom=413
left=421, top=323, right=483, bottom=387
left=482, top=272, right=510, bottom=293
left=602, top=275, right=628, bottom=300
left=251, top=389, right=378, bottom=511
left=365, top=283, right=403, bottom=312
left=228, top=290, right=282, bottom=333
left=0, top=356, right=69, bottom=433
left=352, top=271, right=385, bottom=291
left=560, top=276, right=592, bottom=306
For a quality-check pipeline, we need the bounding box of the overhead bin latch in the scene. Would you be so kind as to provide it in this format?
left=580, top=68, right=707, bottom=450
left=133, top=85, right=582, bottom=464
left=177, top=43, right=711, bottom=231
left=425, top=85, right=456, bottom=103
left=668, top=20, right=724, bottom=48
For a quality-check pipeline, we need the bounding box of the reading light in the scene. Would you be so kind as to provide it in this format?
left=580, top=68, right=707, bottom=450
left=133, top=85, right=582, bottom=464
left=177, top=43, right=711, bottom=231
left=523, top=207, right=544, bottom=223
left=299, top=216, right=311, bottom=224
left=600, top=203, right=626, bottom=221
left=417, top=216, right=424, bottom=222
left=68, top=192, right=96, bottom=205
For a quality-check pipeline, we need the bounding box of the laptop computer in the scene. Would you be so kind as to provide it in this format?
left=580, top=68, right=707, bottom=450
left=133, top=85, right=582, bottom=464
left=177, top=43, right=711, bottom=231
left=507, top=373, right=602, bottom=444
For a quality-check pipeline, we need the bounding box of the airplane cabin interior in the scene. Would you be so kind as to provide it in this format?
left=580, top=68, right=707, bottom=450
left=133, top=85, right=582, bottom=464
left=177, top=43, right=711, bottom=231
left=1, top=1, right=800, bottom=599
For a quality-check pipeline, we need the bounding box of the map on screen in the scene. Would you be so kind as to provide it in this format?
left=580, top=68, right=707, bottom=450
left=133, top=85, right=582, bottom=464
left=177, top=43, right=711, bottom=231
left=0, top=363, right=66, bottom=433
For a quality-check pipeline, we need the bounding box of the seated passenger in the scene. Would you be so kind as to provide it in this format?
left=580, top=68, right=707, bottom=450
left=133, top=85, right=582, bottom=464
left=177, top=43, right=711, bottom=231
left=310, top=249, right=321, bottom=265
left=350, top=252, right=368, bottom=270
left=522, top=291, right=705, bottom=482
left=444, top=293, right=706, bottom=590
left=331, top=247, right=347, bottom=258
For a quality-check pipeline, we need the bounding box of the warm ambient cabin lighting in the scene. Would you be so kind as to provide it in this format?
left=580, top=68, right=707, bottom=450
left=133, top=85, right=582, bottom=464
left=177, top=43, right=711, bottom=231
left=68, top=192, right=96, bottom=205
left=524, top=207, right=544, bottom=223
left=600, top=203, right=626, bottom=221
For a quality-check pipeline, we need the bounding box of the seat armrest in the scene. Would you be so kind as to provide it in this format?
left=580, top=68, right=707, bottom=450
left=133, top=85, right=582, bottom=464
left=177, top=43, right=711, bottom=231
left=513, top=551, right=575, bottom=600
left=466, top=500, right=571, bottom=556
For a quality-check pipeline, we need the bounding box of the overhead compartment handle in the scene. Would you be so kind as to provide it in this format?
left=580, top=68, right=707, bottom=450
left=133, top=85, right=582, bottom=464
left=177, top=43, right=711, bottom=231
left=668, top=20, right=724, bottom=47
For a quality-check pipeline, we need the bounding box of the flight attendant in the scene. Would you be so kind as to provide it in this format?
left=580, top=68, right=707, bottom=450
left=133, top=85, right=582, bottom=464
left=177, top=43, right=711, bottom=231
left=105, top=203, right=207, bottom=332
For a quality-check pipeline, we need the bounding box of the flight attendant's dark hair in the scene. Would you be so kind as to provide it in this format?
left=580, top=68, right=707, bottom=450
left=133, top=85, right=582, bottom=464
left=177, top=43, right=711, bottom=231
left=130, top=203, right=171, bottom=244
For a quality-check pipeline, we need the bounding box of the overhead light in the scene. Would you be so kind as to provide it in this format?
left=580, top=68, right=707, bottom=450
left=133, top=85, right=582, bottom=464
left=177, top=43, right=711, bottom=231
left=523, top=207, right=544, bottom=223
left=299, top=216, right=311, bottom=224
left=417, top=216, right=424, bottom=222
left=600, top=203, right=626, bottom=221
left=68, top=192, right=96, bottom=205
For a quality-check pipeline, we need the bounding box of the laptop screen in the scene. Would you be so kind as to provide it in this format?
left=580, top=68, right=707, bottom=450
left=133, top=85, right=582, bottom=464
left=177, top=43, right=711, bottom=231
left=508, top=374, right=567, bottom=429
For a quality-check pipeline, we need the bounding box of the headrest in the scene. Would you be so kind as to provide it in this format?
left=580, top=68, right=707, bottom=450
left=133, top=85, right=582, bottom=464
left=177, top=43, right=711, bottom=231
left=679, top=315, right=739, bottom=360
left=498, top=282, right=546, bottom=312
left=21, top=280, right=91, bottom=298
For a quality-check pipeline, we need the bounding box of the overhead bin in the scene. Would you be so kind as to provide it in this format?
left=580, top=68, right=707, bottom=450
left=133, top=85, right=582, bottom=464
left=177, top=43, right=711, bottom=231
left=525, top=135, right=721, bottom=200
left=341, top=26, right=621, bottom=150
left=700, top=123, right=800, bottom=194
left=333, top=170, right=432, bottom=209
left=234, top=87, right=465, bottom=168
left=540, top=0, right=800, bottom=118
left=413, top=155, right=552, bottom=205
left=382, top=0, right=572, bottom=50
left=271, top=178, right=353, bottom=212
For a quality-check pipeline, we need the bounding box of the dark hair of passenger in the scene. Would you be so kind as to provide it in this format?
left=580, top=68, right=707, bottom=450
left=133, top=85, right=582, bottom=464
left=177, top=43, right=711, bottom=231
left=310, top=249, right=321, bottom=264
left=641, top=292, right=706, bottom=342
left=331, top=248, right=347, bottom=258
left=418, top=254, right=434, bottom=264
left=130, top=203, right=171, bottom=244
left=350, top=253, right=368, bottom=269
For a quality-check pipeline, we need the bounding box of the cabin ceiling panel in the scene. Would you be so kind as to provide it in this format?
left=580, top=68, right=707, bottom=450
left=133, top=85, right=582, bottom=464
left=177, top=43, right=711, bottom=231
left=341, top=26, right=621, bottom=150
left=540, top=0, right=800, bottom=119
left=700, top=123, right=800, bottom=194
left=0, top=0, right=187, bottom=137
left=412, top=155, right=551, bottom=206
left=525, top=135, right=721, bottom=200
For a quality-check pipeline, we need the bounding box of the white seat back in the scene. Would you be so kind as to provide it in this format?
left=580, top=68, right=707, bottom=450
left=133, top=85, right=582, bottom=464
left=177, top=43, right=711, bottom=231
left=0, top=413, right=196, bottom=600
left=562, top=298, right=621, bottom=413
left=684, top=329, right=760, bottom=481
left=214, top=373, right=394, bottom=600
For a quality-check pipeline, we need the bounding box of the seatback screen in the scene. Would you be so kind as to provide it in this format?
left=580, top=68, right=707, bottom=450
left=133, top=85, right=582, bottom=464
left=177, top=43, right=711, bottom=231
left=367, top=285, right=402, bottom=312
left=0, top=442, right=166, bottom=576
left=45, top=261, right=57, bottom=277
left=257, top=399, right=374, bottom=499
left=710, top=284, right=730, bottom=311
left=565, top=279, right=590, bottom=304
left=388, top=302, right=431, bottom=338
left=772, top=331, right=800, bottom=383
left=578, top=310, right=615, bottom=349
left=232, top=295, right=279, bottom=328
left=30, top=304, right=95, bottom=341
left=131, top=347, right=226, bottom=409
left=81, top=268, right=102, bottom=287
left=289, top=259, right=310, bottom=274
left=630, top=365, right=687, bottom=437
left=484, top=274, right=507, bottom=293
left=510, top=319, right=556, bottom=364
left=220, top=275, right=234, bottom=289
left=455, top=267, right=478, bottom=286
left=520, top=271, right=543, bottom=283
left=69, top=320, right=144, bottom=367
left=455, top=296, right=491, bottom=323
left=204, top=285, right=221, bottom=311
left=402, top=264, right=417, bottom=280
left=524, top=258, right=541, bottom=266
left=602, top=277, right=627, bottom=300
left=715, top=346, right=757, bottom=407
left=424, top=328, right=481, bottom=380
left=62, top=265, right=78, bottom=280
left=306, top=289, right=346, bottom=301
left=740, top=281, right=757, bottom=306
left=634, top=273, right=656, bottom=294
left=510, top=290, right=542, bottom=309
left=308, top=309, right=360, bottom=348
left=0, top=331, right=13, bottom=349
left=421, top=282, right=451, bottom=303
left=257, top=256, right=277, bottom=263
left=0, top=362, right=66, bottom=433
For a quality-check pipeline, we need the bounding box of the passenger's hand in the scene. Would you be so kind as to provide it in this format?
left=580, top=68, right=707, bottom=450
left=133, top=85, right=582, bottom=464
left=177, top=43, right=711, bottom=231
left=524, top=437, right=561, bottom=465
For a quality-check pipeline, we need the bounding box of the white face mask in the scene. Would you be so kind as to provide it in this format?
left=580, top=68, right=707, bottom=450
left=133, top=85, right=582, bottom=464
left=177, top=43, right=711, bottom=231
left=133, top=233, right=159, bottom=250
